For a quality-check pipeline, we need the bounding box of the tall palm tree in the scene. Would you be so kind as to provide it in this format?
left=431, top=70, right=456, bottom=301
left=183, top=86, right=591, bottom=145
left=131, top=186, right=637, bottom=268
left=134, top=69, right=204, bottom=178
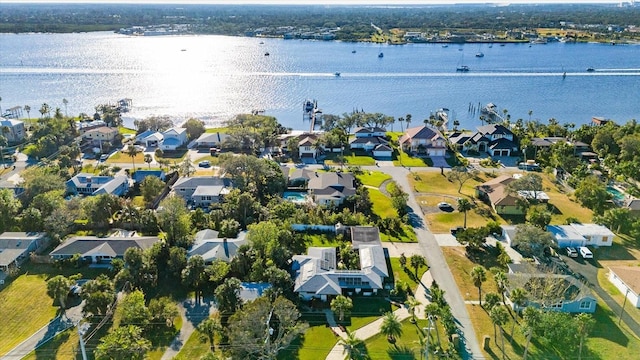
left=143, top=154, right=153, bottom=169
left=404, top=296, right=421, bottom=323
left=398, top=117, right=404, bottom=132
left=380, top=312, right=403, bottom=344
left=508, top=288, right=527, bottom=343
left=331, top=295, right=353, bottom=322
left=522, top=307, right=540, bottom=360
left=409, top=254, right=427, bottom=278
left=576, top=313, right=595, bottom=360
left=405, top=114, right=412, bottom=129
left=493, top=271, right=509, bottom=306
left=424, top=303, right=441, bottom=348
left=339, top=331, right=368, bottom=360
left=457, top=198, right=473, bottom=228
left=489, top=306, right=509, bottom=360
left=126, top=145, right=141, bottom=172
left=63, top=98, right=69, bottom=117
left=24, top=105, right=31, bottom=119
left=470, top=266, right=487, bottom=306
left=0, top=135, right=7, bottom=166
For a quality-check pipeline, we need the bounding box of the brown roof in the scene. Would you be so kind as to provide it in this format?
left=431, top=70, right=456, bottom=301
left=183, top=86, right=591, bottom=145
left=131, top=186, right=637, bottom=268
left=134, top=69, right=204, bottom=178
left=610, top=266, right=640, bottom=296
left=399, top=125, right=444, bottom=145
left=476, top=175, right=519, bottom=207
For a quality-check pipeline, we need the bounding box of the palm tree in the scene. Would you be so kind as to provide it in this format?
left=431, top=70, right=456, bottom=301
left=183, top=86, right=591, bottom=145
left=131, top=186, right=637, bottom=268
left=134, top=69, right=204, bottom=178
left=197, top=313, right=222, bottom=351
left=398, top=117, right=404, bottom=132
left=509, top=287, right=528, bottom=343
left=405, top=114, right=412, bottom=129
left=489, top=306, right=509, bottom=360
left=144, top=154, right=153, bottom=169
left=126, top=145, right=141, bottom=171
left=457, top=198, right=473, bottom=228
left=493, top=271, right=509, bottom=306
left=331, top=295, right=353, bottom=322
left=0, top=135, right=7, bottom=166
left=380, top=312, right=403, bottom=344
left=405, top=296, right=421, bottom=323
left=63, top=98, right=68, bottom=117
left=522, top=307, right=540, bottom=360
left=180, top=157, right=195, bottom=177
left=470, top=266, right=487, bottom=306
left=339, top=331, right=368, bottom=360
left=424, top=303, right=441, bottom=348
left=576, top=313, right=595, bottom=360
left=409, top=254, right=427, bottom=278
left=40, top=103, right=51, bottom=119
left=24, top=105, right=31, bottom=119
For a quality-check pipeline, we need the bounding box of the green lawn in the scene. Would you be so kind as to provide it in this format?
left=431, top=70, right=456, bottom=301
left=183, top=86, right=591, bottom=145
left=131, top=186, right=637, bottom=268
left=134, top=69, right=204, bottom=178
left=364, top=318, right=451, bottom=360
left=346, top=297, right=396, bottom=332
left=0, top=264, right=108, bottom=356
left=369, top=188, right=397, bottom=219
left=106, top=151, right=145, bottom=164
left=193, top=155, right=220, bottom=166
left=22, top=328, right=79, bottom=360
left=324, top=149, right=376, bottom=166
left=173, top=325, right=221, bottom=360
left=393, top=150, right=432, bottom=167
left=357, top=171, right=392, bottom=187
left=205, top=127, right=230, bottom=134
left=380, top=224, right=418, bottom=243
left=305, top=233, right=345, bottom=248
left=280, top=325, right=338, bottom=360
left=118, top=126, right=137, bottom=135
left=389, top=258, right=428, bottom=291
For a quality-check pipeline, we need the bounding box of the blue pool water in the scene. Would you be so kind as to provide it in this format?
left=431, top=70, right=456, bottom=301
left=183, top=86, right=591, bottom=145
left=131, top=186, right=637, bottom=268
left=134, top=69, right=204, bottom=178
left=283, top=191, right=307, bottom=202
left=606, top=186, right=625, bottom=201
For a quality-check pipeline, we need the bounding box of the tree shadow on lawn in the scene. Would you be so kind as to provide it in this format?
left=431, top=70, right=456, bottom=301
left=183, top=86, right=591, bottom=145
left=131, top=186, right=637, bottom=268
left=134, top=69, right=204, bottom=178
left=597, top=240, right=637, bottom=261
left=387, top=344, right=416, bottom=360
left=591, top=305, right=630, bottom=347
left=182, top=297, right=214, bottom=328
left=465, top=246, right=504, bottom=271
left=33, top=328, right=71, bottom=360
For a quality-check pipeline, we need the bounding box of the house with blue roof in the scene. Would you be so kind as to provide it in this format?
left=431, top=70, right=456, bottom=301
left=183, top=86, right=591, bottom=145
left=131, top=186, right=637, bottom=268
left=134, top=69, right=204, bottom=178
left=66, top=173, right=130, bottom=197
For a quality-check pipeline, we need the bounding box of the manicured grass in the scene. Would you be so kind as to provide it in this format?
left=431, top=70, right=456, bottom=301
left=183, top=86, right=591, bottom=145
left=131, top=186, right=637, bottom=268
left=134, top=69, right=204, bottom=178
left=597, top=266, right=640, bottom=326
left=539, top=174, right=594, bottom=224
left=389, top=258, right=428, bottom=291
left=305, top=233, right=345, bottom=248
left=420, top=198, right=502, bottom=233
left=173, top=327, right=213, bottom=360
left=22, top=328, right=79, bottom=360
left=106, top=151, right=145, bottom=164
left=346, top=297, right=396, bottom=332
left=205, top=127, right=230, bottom=134
left=411, top=171, right=489, bottom=197
left=393, top=150, right=432, bottom=167
left=380, top=224, right=418, bottom=243
left=325, top=150, right=376, bottom=166
left=280, top=325, right=338, bottom=360
left=118, top=126, right=137, bottom=135
left=193, top=155, right=220, bottom=166
left=364, top=318, right=451, bottom=360
left=369, top=188, right=397, bottom=219
left=357, top=171, right=392, bottom=187
left=0, top=264, right=108, bottom=356
left=80, top=164, right=101, bottom=174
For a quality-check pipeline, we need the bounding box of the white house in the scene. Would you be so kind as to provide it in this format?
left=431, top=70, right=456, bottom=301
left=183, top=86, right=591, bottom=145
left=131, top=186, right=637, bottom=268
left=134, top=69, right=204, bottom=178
left=569, top=223, right=615, bottom=247
left=137, top=130, right=164, bottom=148
left=194, top=132, right=229, bottom=148
left=352, top=127, right=386, bottom=138
left=298, top=136, right=319, bottom=162
left=372, top=144, right=393, bottom=159
left=172, top=176, right=233, bottom=207
left=608, top=267, right=640, bottom=308
left=188, top=230, right=247, bottom=263
left=160, top=127, right=188, bottom=151
left=0, top=118, right=26, bottom=143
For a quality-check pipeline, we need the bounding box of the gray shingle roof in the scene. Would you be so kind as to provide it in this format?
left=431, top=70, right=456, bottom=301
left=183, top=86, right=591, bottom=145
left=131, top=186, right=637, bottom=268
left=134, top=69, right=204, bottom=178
left=50, top=236, right=160, bottom=258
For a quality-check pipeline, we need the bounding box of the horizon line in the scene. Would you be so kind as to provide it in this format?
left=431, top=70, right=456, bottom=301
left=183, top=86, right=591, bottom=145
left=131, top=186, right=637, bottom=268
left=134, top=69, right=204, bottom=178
left=0, top=1, right=628, bottom=5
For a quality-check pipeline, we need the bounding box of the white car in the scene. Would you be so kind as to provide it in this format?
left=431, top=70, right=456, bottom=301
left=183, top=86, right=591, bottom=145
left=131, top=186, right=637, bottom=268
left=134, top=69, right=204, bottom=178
left=579, top=246, right=593, bottom=259
left=566, top=247, right=578, bottom=258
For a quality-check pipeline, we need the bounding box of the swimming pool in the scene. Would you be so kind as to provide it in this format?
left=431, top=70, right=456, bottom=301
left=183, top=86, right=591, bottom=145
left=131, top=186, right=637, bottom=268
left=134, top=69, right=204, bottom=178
left=283, top=191, right=307, bottom=203
left=606, top=186, right=625, bottom=201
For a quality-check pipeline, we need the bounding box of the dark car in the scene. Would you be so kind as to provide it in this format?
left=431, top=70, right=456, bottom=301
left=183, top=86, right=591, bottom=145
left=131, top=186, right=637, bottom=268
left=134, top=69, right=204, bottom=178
left=450, top=226, right=464, bottom=236
left=438, top=202, right=454, bottom=212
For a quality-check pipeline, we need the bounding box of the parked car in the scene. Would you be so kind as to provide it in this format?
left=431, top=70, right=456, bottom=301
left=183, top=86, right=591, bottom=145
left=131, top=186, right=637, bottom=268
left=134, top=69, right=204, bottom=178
left=579, top=246, right=593, bottom=259
left=438, top=202, right=454, bottom=211
left=198, top=160, right=211, bottom=168
left=566, top=247, right=578, bottom=258
left=99, top=154, right=109, bottom=162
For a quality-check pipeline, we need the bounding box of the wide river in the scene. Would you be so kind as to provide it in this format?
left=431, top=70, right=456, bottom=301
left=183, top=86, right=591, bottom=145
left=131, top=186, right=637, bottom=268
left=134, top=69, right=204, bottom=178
left=1, top=32, right=639, bottom=130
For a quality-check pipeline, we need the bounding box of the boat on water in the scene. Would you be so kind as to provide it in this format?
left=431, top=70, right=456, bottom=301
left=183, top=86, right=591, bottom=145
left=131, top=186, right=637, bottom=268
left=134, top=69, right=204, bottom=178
left=378, top=52, right=384, bottom=58
left=500, top=44, right=505, bottom=47
left=475, top=52, right=484, bottom=58
left=334, top=72, right=341, bottom=77
left=181, top=49, right=186, bottom=52
left=587, top=67, right=595, bottom=72
left=442, top=44, right=448, bottom=48
left=456, top=65, right=470, bottom=72
left=259, top=41, right=264, bottom=44
left=352, top=50, right=356, bottom=53
left=563, top=72, right=567, bottom=79
left=264, top=52, right=270, bottom=56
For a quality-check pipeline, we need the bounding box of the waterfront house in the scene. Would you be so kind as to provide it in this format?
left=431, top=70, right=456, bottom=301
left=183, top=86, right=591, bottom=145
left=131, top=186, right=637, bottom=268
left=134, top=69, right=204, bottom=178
left=194, top=132, right=229, bottom=148
left=506, top=271, right=596, bottom=313
left=292, top=244, right=388, bottom=301
left=83, top=126, right=119, bottom=147
left=0, top=118, right=26, bottom=143
left=306, top=171, right=356, bottom=206
left=475, top=124, right=518, bottom=157
left=160, top=127, right=188, bottom=151
left=76, top=120, right=107, bottom=135
left=50, top=235, right=160, bottom=264
left=0, top=232, right=47, bottom=283
left=352, top=127, right=387, bottom=138
left=608, top=266, right=640, bottom=308
left=399, top=125, right=447, bottom=156
left=137, top=130, right=164, bottom=148
left=172, top=176, right=232, bottom=207
left=66, top=173, right=130, bottom=197
left=187, top=230, right=247, bottom=263
left=372, top=144, right=393, bottom=159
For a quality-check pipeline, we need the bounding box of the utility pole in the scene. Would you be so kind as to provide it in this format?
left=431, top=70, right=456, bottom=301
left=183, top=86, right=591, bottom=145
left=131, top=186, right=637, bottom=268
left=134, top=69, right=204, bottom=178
left=619, top=288, right=630, bottom=326
left=78, top=322, right=90, bottom=360
left=423, top=316, right=434, bottom=360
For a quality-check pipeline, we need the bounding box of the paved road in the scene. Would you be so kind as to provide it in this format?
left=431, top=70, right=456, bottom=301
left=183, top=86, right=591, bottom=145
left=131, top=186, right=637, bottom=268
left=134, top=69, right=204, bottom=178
left=365, top=165, right=485, bottom=360
left=563, top=256, right=640, bottom=338
left=161, top=297, right=218, bottom=360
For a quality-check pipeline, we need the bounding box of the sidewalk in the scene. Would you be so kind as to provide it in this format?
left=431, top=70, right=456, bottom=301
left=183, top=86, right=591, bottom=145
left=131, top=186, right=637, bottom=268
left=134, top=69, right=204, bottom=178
left=325, top=270, right=433, bottom=360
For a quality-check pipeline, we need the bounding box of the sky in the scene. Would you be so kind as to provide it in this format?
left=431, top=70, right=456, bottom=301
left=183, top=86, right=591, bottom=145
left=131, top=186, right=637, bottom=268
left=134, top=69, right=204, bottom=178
left=0, top=0, right=625, bottom=5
